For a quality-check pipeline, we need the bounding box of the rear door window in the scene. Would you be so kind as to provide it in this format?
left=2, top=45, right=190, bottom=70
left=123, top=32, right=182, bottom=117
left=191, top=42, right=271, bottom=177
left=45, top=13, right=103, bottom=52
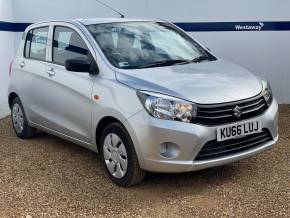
left=24, top=27, right=49, bottom=61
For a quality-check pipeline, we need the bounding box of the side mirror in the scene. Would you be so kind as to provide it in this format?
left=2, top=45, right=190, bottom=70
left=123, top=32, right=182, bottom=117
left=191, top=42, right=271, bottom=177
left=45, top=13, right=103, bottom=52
left=65, top=59, right=96, bottom=73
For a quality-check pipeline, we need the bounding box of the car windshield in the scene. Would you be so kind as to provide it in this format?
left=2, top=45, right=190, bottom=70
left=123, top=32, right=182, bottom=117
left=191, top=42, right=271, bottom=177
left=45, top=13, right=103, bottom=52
left=86, top=21, right=215, bottom=69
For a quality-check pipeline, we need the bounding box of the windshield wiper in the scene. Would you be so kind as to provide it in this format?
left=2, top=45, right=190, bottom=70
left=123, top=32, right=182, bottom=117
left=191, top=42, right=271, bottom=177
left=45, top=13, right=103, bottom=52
left=137, top=59, right=190, bottom=69
left=190, top=55, right=210, bottom=63
left=126, top=56, right=211, bottom=69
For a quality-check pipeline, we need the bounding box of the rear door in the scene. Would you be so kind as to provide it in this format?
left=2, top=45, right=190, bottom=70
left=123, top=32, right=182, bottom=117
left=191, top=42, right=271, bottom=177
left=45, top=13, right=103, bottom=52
left=17, top=25, right=51, bottom=123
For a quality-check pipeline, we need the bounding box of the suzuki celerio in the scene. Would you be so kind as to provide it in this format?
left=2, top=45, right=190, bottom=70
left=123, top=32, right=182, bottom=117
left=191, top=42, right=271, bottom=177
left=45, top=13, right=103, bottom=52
left=8, top=18, right=278, bottom=186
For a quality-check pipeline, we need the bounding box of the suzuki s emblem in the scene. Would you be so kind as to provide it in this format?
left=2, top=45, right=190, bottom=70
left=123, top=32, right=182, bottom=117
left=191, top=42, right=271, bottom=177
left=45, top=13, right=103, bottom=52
left=233, top=106, right=242, bottom=118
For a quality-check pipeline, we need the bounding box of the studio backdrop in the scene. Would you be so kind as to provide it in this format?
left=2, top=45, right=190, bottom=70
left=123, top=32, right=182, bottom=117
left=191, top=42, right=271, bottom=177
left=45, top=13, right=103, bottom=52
left=1, top=0, right=289, bottom=105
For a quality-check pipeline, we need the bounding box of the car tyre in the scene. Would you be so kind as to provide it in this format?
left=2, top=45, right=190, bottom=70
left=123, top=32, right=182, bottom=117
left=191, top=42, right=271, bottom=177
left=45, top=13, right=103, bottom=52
left=11, top=97, right=37, bottom=139
left=100, top=122, right=146, bottom=187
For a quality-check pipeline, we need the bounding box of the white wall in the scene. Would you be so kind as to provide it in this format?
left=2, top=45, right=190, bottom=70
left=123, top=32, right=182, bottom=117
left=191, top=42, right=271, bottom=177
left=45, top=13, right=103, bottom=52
left=2, top=0, right=290, bottom=103
left=0, top=0, right=14, bottom=105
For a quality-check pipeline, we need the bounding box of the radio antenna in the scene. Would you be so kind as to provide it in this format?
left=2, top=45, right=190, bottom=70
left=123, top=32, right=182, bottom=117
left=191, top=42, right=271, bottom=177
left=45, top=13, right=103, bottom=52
left=95, top=0, right=125, bottom=18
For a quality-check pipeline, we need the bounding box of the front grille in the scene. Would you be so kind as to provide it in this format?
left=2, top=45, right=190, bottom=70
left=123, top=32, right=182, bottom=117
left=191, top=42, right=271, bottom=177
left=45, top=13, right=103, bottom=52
left=195, top=94, right=268, bottom=126
left=194, top=129, right=272, bottom=161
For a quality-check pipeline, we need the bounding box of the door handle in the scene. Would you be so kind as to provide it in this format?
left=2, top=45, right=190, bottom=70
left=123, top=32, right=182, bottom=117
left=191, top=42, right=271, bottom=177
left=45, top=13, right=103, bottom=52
left=46, top=68, right=56, bottom=77
left=19, top=61, right=25, bottom=68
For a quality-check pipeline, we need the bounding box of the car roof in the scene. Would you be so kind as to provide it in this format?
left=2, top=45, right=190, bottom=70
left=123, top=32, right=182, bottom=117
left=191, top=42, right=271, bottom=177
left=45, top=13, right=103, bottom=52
left=29, top=17, right=160, bottom=27
left=75, top=17, right=158, bottom=25
left=26, top=17, right=164, bottom=32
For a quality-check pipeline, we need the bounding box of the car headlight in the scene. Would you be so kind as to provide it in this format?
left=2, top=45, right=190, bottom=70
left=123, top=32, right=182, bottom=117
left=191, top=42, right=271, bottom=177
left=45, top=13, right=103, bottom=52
left=137, top=91, right=197, bottom=123
left=261, top=80, right=273, bottom=107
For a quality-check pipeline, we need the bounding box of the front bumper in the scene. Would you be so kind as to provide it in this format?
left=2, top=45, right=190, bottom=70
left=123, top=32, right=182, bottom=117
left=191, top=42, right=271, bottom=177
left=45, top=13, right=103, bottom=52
left=124, top=99, right=279, bottom=173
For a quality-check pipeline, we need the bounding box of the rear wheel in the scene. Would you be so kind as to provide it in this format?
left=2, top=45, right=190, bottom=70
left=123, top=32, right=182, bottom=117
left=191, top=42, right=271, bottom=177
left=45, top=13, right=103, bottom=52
left=11, top=97, right=37, bottom=139
left=100, top=123, right=146, bottom=187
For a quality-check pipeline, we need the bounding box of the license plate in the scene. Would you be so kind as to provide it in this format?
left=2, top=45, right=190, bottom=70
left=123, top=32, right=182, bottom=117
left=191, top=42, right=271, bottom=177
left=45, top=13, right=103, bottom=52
left=217, top=119, right=262, bottom=142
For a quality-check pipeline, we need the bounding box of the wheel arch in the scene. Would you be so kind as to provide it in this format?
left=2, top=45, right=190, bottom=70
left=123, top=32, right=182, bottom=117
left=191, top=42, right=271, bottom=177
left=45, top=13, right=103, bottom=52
left=95, top=116, right=123, bottom=152
left=94, top=114, right=146, bottom=170
left=8, top=92, right=19, bottom=109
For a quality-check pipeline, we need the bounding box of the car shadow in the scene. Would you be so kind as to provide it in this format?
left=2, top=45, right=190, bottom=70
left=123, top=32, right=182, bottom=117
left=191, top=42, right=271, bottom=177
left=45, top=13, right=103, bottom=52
left=36, top=131, right=240, bottom=192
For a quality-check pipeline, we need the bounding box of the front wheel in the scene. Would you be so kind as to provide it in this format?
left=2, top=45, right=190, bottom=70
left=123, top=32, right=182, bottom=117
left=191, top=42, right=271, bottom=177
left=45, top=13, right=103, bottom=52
left=100, top=123, right=146, bottom=187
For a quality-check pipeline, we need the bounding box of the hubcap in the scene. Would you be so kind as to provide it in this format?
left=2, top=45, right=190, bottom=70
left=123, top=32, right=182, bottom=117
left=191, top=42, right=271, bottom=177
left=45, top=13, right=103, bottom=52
left=103, top=133, right=128, bottom=179
left=12, top=103, right=24, bottom=134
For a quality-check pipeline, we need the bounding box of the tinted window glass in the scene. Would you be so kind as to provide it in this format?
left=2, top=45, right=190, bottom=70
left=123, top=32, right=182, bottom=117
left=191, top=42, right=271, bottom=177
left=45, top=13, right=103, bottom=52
left=53, top=26, right=91, bottom=66
left=29, top=27, right=49, bottom=61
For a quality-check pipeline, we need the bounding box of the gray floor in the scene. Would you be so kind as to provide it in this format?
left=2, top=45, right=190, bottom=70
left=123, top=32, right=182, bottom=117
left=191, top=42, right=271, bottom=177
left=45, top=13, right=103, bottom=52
left=0, top=103, right=10, bottom=119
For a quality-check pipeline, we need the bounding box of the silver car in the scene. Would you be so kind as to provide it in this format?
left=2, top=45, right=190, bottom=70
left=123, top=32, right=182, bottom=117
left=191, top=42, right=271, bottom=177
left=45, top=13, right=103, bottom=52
left=8, top=18, right=278, bottom=187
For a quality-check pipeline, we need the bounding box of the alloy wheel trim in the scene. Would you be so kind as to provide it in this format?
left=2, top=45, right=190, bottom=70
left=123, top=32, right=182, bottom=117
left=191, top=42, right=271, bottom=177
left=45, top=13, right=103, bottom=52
left=12, top=103, right=24, bottom=134
left=103, top=133, right=128, bottom=179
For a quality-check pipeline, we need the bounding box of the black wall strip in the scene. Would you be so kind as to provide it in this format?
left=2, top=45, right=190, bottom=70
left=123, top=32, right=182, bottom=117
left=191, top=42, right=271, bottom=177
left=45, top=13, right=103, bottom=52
left=175, top=21, right=290, bottom=32
left=1, top=21, right=290, bottom=32
left=0, top=21, right=31, bottom=32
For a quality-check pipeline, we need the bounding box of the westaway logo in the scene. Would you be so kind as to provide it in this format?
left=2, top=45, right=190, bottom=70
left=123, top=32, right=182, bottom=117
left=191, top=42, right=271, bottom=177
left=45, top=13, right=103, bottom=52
left=235, top=22, right=264, bottom=31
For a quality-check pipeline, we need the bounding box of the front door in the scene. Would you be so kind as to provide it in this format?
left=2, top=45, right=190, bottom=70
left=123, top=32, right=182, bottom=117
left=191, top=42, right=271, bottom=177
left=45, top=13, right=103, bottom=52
left=40, top=25, right=95, bottom=143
